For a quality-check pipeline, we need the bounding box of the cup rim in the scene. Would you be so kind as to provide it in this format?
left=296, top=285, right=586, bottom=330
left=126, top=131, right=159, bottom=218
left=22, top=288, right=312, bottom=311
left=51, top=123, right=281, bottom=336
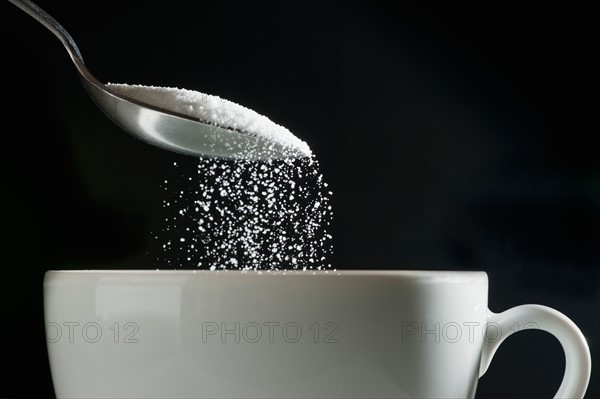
left=44, top=269, right=487, bottom=282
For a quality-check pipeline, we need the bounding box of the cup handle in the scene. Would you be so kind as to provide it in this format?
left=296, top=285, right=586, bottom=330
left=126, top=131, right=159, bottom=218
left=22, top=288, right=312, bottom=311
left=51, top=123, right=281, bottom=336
left=479, top=304, right=591, bottom=398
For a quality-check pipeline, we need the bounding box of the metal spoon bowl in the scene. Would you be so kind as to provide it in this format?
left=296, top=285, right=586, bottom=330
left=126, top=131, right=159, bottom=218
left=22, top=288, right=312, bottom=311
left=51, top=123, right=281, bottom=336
left=9, top=0, right=307, bottom=160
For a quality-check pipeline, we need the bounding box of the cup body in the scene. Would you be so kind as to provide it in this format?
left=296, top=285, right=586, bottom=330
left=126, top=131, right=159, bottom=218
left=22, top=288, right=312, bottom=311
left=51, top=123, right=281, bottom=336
left=44, top=270, right=489, bottom=398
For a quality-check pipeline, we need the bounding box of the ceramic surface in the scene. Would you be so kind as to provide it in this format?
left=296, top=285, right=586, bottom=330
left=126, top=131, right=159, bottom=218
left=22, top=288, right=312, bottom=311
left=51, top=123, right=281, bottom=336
left=44, top=270, right=590, bottom=398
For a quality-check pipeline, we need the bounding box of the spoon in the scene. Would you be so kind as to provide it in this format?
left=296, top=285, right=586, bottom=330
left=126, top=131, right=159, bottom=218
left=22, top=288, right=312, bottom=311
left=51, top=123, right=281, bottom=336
left=9, top=0, right=309, bottom=160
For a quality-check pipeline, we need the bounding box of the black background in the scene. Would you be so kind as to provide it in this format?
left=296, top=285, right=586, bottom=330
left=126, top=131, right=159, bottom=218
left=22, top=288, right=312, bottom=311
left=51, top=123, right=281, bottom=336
left=1, top=1, right=597, bottom=398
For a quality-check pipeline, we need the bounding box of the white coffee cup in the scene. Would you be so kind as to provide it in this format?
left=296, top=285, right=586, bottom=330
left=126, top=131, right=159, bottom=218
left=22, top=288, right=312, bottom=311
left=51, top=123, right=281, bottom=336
left=44, top=270, right=591, bottom=398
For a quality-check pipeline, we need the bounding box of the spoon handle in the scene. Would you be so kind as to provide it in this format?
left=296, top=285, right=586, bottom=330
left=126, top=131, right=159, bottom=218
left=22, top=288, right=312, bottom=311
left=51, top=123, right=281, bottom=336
left=8, top=0, right=100, bottom=85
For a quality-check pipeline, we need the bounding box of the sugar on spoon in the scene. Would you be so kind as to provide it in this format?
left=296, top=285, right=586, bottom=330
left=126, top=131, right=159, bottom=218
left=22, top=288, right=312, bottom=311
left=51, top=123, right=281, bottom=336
left=9, top=0, right=311, bottom=160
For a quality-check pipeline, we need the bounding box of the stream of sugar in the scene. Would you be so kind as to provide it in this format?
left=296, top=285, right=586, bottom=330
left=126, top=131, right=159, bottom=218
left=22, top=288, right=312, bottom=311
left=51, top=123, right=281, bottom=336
left=119, top=84, right=333, bottom=270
